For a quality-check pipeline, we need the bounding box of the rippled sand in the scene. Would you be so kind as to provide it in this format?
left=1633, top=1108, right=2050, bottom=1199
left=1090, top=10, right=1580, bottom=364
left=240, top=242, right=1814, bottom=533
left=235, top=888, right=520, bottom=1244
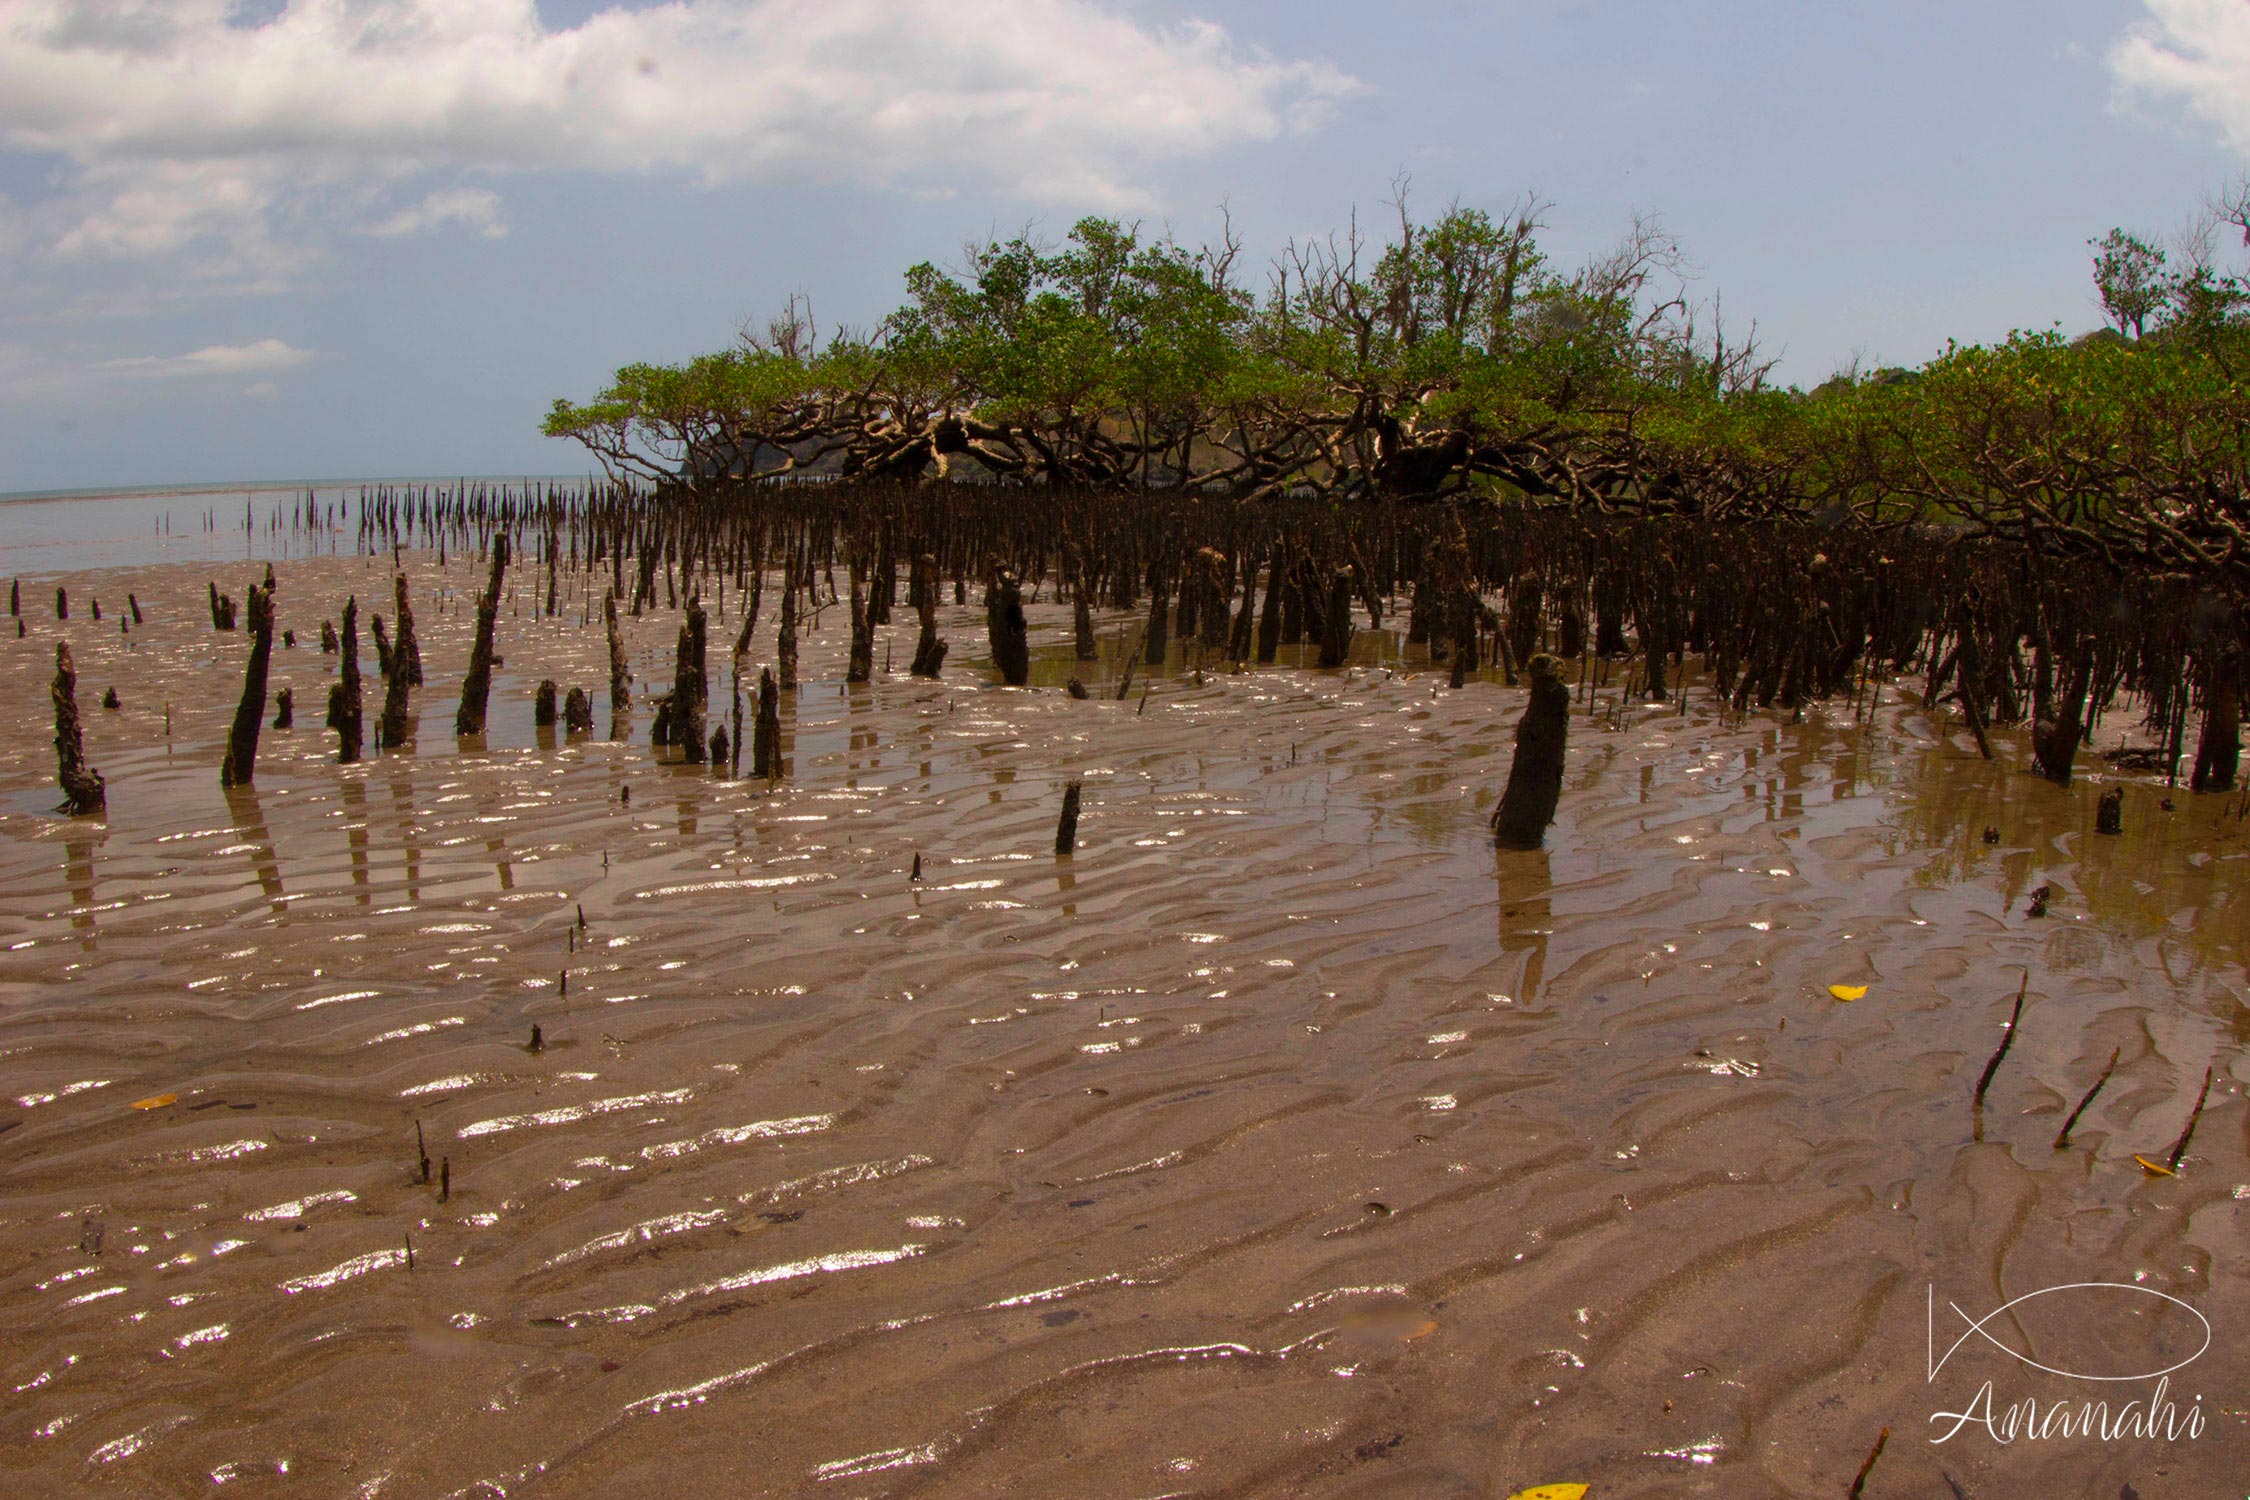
left=2, top=553, right=2245, bottom=1497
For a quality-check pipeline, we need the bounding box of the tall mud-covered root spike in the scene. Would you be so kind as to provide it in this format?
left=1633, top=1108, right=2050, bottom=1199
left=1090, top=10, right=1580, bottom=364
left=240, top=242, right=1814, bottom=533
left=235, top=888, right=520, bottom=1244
left=328, top=595, right=364, bottom=765
left=219, top=582, right=275, bottom=787
left=778, top=559, right=800, bottom=692
left=847, top=554, right=874, bottom=684
left=673, top=598, right=708, bottom=764
left=1055, top=780, right=1083, bottom=856
left=910, top=552, right=947, bottom=678
left=753, top=666, right=782, bottom=778
left=605, top=589, right=631, bottom=738
left=562, top=686, right=593, bottom=736
left=393, top=572, right=423, bottom=686
left=1143, top=558, right=1171, bottom=668
left=1072, top=550, right=1099, bottom=662
left=52, top=643, right=106, bottom=815
left=455, top=535, right=509, bottom=737
left=988, top=567, right=1029, bottom=686
left=1493, top=653, right=1569, bottom=849
left=378, top=575, right=416, bottom=750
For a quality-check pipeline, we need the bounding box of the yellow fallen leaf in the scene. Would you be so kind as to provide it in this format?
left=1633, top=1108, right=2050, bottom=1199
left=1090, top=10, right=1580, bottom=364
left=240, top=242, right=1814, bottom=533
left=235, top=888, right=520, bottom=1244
left=2134, top=1154, right=2176, bottom=1177
left=130, top=1093, right=177, bottom=1110
left=1506, top=1487, right=1589, bottom=1500
left=1829, top=984, right=1867, bottom=1002
left=1401, top=1318, right=1439, bottom=1343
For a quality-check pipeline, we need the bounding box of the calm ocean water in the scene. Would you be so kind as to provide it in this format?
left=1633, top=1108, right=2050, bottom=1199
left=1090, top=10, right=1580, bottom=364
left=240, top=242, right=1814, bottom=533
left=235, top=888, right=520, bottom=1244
left=0, top=478, right=587, bottom=575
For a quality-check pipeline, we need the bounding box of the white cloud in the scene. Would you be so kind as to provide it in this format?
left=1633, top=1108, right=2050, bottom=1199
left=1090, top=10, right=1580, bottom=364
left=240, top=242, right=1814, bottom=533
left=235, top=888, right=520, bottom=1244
left=361, top=186, right=507, bottom=240
left=2112, top=0, right=2250, bottom=156
left=0, top=0, right=1361, bottom=274
left=98, top=337, right=314, bottom=378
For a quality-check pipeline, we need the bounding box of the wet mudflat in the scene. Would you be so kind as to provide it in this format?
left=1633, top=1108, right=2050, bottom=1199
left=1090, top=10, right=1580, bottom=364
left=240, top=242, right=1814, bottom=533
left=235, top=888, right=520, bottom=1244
left=1, top=552, right=2245, bottom=1498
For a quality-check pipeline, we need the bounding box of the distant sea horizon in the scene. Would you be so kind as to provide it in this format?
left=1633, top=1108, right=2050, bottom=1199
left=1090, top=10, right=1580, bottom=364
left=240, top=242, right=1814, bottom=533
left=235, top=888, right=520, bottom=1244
left=0, top=474, right=598, bottom=575
left=0, top=474, right=595, bottom=506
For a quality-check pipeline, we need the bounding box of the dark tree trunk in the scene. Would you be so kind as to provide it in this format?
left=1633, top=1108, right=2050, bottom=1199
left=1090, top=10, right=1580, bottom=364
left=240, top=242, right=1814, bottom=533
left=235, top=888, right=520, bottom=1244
left=910, top=552, right=947, bottom=678
left=1317, top=567, right=1354, bottom=669
left=2192, top=672, right=2240, bottom=793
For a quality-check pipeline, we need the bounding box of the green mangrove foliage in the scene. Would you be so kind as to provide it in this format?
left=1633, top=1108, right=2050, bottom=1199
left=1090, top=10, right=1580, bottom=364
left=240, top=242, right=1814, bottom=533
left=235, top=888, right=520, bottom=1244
left=547, top=191, right=2250, bottom=588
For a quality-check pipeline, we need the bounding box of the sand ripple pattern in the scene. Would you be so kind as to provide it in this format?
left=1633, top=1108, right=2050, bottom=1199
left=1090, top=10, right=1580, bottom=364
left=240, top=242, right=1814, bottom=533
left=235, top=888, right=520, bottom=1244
left=0, top=555, right=2244, bottom=1497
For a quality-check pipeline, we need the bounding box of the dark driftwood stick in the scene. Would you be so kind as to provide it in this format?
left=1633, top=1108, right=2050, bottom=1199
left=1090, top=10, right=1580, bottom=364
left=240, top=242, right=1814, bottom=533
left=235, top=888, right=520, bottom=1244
left=2054, top=1047, right=2121, bottom=1149
left=2167, top=1065, right=2215, bottom=1171
left=455, top=534, right=509, bottom=736
left=51, top=643, right=106, bottom=814
left=1973, top=974, right=2029, bottom=1105
left=1055, top=780, right=1083, bottom=856
left=1493, top=654, right=1569, bottom=849
left=220, top=582, right=274, bottom=787
left=327, top=595, right=363, bottom=764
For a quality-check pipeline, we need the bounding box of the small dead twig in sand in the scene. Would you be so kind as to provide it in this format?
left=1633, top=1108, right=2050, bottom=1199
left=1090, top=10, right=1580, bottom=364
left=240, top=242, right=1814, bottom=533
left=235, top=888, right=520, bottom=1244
left=2054, top=1049, right=2121, bottom=1149
left=1847, top=1424, right=1889, bottom=1498
left=1973, top=974, right=2029, bottom=1106
left=2166, top=1065, right=2215, bottom=1171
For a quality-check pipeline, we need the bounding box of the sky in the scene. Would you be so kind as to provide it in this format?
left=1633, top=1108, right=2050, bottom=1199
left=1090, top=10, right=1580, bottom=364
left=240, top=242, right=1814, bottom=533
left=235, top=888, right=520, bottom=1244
left=1, top=0, right=2248, bottom=494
